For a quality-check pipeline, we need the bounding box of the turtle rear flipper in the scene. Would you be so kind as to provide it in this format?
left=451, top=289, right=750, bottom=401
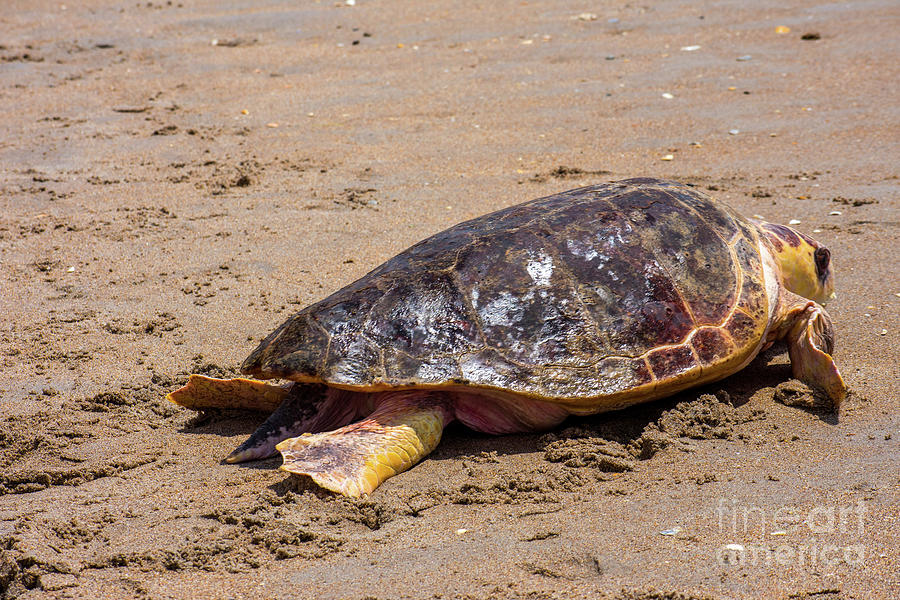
left=226, top=385, right=360, bottom=463
left=168, top=376, right=361, bottom=463
left=277, top=392, right=453, bottom=497
left=167, top=375, right=289, bottom=412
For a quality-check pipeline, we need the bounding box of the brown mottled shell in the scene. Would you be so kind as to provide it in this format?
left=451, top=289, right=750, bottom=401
left=242, top=178, right=770, bottom=411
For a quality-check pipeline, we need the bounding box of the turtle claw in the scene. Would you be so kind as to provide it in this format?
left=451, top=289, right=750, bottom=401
left=224, top=420, right=297, bottom=464
left=225, top=445, right=275, bottom=464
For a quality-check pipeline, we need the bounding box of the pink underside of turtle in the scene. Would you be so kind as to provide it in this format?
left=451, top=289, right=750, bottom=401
left=323, top=387, right=571, bottom=435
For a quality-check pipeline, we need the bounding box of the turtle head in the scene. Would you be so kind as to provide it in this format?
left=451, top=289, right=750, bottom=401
left=759, top=223, right=835, bottom=305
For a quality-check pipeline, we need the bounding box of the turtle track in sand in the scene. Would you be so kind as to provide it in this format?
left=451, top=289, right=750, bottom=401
left=0, top=383, right=773, bottom=597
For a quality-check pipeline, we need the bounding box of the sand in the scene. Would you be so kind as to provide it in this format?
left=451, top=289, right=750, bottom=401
left=1, top=0, right=898, bottom=598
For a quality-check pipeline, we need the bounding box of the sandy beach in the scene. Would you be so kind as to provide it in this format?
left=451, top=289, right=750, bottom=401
left=1, top=0, right=898, bottom=598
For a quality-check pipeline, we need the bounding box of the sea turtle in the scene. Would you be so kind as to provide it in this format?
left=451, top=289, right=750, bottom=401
left=169, top=178, right=846, bottom=497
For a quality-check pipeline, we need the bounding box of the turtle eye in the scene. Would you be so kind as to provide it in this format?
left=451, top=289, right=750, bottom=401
left=814, top=247, right=830, bottom=275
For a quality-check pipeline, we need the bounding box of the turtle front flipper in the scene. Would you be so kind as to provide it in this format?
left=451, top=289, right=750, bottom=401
left=779, top=293, right=847, bottom=409
left=277, top=392, right=453, bottom=497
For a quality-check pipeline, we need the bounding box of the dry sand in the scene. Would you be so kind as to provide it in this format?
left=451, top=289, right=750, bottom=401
left=1, top=0, right=898, bottom=598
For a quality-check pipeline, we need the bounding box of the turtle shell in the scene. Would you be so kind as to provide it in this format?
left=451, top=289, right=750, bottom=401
left=242, top=178, right=771, bottom=412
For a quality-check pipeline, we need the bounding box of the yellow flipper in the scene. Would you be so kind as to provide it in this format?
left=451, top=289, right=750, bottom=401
left=786, top=303, right=847, bottom=408
left=166, top=374, right=289, bottom=413
left=276, top=393, right=450, bottom=497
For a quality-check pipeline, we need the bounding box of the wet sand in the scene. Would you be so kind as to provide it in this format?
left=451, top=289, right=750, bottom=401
left=1, top=0, right=898, bottom=598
